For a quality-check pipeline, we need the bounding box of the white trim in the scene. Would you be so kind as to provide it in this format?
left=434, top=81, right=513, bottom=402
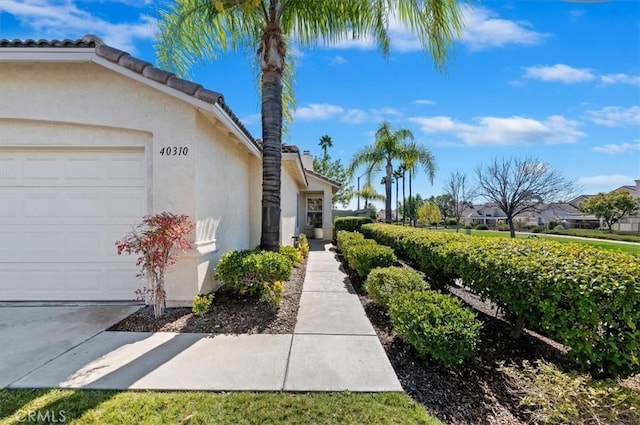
left=282, top=152, right=308, bottom=187
left=305, top=170, right=341, bottom=188
left=0, top=49, right=94, bottom=62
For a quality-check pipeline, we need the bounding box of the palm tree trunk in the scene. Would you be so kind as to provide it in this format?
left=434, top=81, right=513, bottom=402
left=385, top=161, right=392, bottom=222
left=395, top=177, right=399, bottom=222
left=402, top=170, right=406, bottom=225
left=409, top=169, right=413, bottom=226
left=260, top=25, right=285, bottom=251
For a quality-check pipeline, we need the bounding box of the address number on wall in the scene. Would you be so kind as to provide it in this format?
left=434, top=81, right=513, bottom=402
left=160, top=147, right=188, bottom=156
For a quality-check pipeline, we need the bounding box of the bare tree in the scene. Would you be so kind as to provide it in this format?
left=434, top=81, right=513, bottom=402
left=475, top=157, right=575, bottom=238
left=444, top=172, right=476, bottom=232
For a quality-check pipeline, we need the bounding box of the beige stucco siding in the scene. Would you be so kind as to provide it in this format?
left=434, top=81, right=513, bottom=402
left=303, top=175, right=335, bottom=240
left=0, top=61, right=255, bottom=305
left=280, top=164, right=300, bottom=246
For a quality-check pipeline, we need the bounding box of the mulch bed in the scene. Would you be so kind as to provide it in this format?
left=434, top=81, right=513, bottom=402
left=334, top=248, right=627, bottom=425
left=108, top=259, right=306, bottom=334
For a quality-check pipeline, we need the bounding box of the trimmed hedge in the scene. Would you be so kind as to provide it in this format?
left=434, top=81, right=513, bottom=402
left=337, top=231, right=397, bottom=277
left=544, top=228, right=640, bottom=243
left=333, top=216, right=374, bottom=240
left=365, top=266, right=429, bottom=307
left=215, top=249, right=294, bottom=296
left=389, top=290, right=482, bottom=368
left=361, top=223, right=640, bottom=378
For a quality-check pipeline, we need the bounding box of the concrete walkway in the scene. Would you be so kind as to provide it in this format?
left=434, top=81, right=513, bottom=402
left=9, top=241, right=402, bottom=392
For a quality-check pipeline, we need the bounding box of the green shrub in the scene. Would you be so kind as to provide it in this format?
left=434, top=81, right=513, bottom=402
left=360, top=223, right=640, bottom=378
left=297, top=233, right=309, bottom=258
left=463, top=223, right=473, bottom=230
left=446, top=218, right=458, bottom=226
left=389, top=290, right=482, bottom=368
left=261, top=280, right=285, bottom=309
left=280, top=245, right=303, bottom=267
left=215, top=249, right=293, bottom=296
left=348, top=243, right=397, bottom=277
left=192, top=293, right=214, bottom=317
left=336, top=231, right=366, bottom=252
left=497, top=223, right=510, bottom=232
left=475, top=224, right=489, bottom=230
left=334, top=216, right=374, bottom=240
left=530, top=226, right=544, bottom=233
left=500, top=360, right=640, bottom=425
left=365, top=266, right=429, bottom=307
left=545, top=228, right=640, bottom=243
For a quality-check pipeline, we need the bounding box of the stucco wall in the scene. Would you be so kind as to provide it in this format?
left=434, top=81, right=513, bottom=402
left=280, top=164, right=300, bottom=246
left=304, top=175, right=335, bottom=240
left=0, top=61, right=255, bottom=305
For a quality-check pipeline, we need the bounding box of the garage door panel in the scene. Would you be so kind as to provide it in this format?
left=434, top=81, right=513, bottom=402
left=0, top=148, right=147, bottom=301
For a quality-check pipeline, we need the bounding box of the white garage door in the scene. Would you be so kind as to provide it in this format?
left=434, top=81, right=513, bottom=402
left=0, top=148, right=147, bottom=301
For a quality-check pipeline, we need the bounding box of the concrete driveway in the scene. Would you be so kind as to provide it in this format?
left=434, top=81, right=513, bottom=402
left=0, top=305, right=140, bottom=388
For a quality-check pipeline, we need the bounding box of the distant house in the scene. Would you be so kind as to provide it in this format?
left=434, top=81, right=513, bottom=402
left=0, top=35, right=338, bottom=305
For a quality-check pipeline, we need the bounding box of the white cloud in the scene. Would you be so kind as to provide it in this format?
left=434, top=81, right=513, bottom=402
left=0, top=0, right=156, bottom=53
left=341, top=109, right=368, bottom=124
left=341, top=107, right=402, bottom=124
left=523, top=64, right=595, bottom=83
left=240, top=113, right=261, bottom=125
left=409, top=114, right=584, bottom=146
left=599, top=73, right=640, bottom=86
left=460, top=6, right=548, bottom=51
left=577, top=175, right=636, bottom=194
left=569, top=9, right=586, bottom=20
left=413, top=99, right=435, bottom=105
left=329, top=55, right=348, bottom=66
left=293, top=103, right=344, bottom=120
left=586, top=106, right=640, bottom=127
left=592, top=141, right=640, bottom=154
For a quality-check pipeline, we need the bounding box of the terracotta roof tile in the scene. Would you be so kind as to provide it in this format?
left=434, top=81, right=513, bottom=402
left=0, top=34, right=258, bottom=149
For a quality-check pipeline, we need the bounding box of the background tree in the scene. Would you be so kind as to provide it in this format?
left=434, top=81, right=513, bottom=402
left=417, top=201, right=442, bottom=226
left=444, top=171, right=476, bottom=232
left=393, top=168, right=403, bottom=221
left=580, top=191, right=640, bottom=233
left=157, top=0, right=462, bottom=250
left=313, top=135, right=353, bottom=207
left=433, top=194, right=454, bottom=226
left=400, top=194, right=426, bottom=222
left=402, top=142, right=437, bottom=226
left=476, top=157, right=574, bottom=238
left=348, top=121, right=415, bottom=222
left=355, top=182, right=385, bottom=209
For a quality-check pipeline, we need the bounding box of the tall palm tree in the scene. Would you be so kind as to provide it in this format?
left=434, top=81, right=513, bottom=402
left=319, top=135, right=333, bottom=160
left=402, top=142, right=437, bottom=226
left=156, top=0, right=462, bottom=250
left=393, top=168, right=403, bottom=221
left=349, top=121, right=414, bottom=222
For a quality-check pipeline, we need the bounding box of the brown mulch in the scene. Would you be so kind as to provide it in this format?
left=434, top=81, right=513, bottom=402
left=108, top=260, right=306, bottom=334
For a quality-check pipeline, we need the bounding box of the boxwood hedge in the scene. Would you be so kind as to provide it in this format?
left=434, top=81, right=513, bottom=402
left=361, top=223, right=640, bottom=378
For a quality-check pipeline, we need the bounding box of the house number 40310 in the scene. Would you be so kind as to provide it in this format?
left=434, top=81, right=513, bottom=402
left=160, top=147, right=188, bottom=156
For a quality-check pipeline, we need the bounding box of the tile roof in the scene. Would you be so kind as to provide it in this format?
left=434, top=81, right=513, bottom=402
left=0, top=35, right=259, bottom=150
left=304, top=168, right=342, bottom=188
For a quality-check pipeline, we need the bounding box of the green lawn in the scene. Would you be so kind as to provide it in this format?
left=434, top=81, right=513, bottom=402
left=434, top=228, right=640, bottom=256
left=0, top=390, right=441, bottom=425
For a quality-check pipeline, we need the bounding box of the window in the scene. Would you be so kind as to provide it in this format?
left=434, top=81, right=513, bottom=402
left=307, top=197, right=323, bottom=226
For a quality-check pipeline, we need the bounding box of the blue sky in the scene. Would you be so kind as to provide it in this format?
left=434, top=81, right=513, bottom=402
left=1, top=0, right=639, bottom=210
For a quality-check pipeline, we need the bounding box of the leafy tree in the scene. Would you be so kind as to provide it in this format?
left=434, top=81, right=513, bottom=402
left=402, top=142, right=436, bottom=226
left=355, top=182, right=385, bottom=209
left=156, top=0, right=463, bottom=250
left=417, top=201, right=441, bottom=226
left=400, top=194, right=426, bottom=221
left=313, top=135, right=353, bottom=207
left=444, top=171, right=476, bottom=232
left=476, top=157, right=574, bottom=238
left=433, top=194, right=453, bottom=225
left=580, top=191, right=640, bottom=233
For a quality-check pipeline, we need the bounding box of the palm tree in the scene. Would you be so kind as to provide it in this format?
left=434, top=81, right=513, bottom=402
left=319, top=135, right=333, bottom=160
left=349, top=122, right=414, bottom=222
left=356, top=182, right=385, bottom=209
left=402, top=142, right=437, bottom=226
left=156, top=0, right=462, bottom=250
left=393, top=168, right=403, bottom=221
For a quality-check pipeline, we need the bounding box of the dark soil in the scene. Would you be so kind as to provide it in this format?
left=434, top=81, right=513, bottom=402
left=336, top=250, right=578, bottom=425
left=109, top=260, right=305, bottom=334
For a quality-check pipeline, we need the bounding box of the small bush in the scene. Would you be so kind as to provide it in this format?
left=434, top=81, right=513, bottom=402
left=500, top=360, right=640, bottom=425
left=463, top=223, right=473, bottom=230
left=261, top=280, right=285, bottom=309
left=446, top=218, right=458, bottom=226
left=530, top=226, right=544, bottom=233
left=336, top=231, right=366, bottom=252
left=389, top=290, right=482, bottom=368
left=215, top=249, right=293, bottom=296
left=365, top=266, right=429, bottom=307
left=192, top=293, right=214, bottom=317
left=280, top=245, right=303, bottom=267
left=548, top=220, right=558, bottom=229
left=475, top=224, right=489, bottom=230
left=497, top=223, right=510, bottom=232
left=334, top=216, right=374, bottom=240
left=297, top=233, right=309, bottom=258
left=348, top=243, right=397, bottom=277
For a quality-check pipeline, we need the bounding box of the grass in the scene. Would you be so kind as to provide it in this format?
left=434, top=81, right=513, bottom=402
left=0, top=390, right=441, bottom=425
left=544, top=228, right=640, bottom=243
left=436, top=228, right=640, bottom=256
